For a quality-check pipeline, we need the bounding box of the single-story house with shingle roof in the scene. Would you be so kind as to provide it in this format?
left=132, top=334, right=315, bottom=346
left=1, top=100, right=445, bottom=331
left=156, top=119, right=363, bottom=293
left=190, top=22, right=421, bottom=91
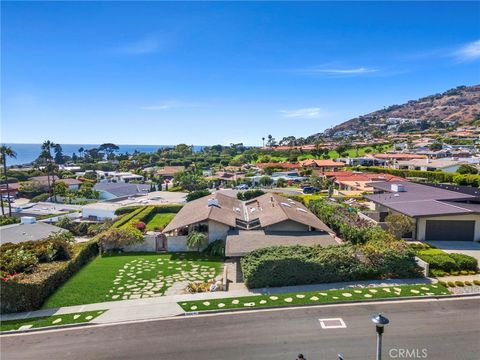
left=163, top=192, right=336, bottom=254
left=0, top=219, right=67, bottom=245
left=93, top=182, right=150, bottom=200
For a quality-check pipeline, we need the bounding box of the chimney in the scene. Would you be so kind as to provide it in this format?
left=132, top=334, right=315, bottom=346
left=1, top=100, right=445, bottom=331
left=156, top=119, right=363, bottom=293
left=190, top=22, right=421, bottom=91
left=20, top=216, right=36, bottom=225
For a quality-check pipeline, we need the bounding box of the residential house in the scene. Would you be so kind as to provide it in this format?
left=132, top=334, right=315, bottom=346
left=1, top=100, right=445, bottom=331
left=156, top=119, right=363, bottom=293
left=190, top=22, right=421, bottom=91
left=0, top=217, right=67, bottom=245
left=163, top=192, right=336, bottom=255
left=299, top=159, right=345, bottom=172
left=394, top=158, right=468, bottom=173
left=0, top=182, right=20, bottom=199
left=93, top=182, right=150, bottom=200
left=96, top=171, right=144, bottom=183
left=363, top=181, right=480, bottom=242
left=30, top=176, right=82, bottom=190
left=328, top=172, right=406, bottom=195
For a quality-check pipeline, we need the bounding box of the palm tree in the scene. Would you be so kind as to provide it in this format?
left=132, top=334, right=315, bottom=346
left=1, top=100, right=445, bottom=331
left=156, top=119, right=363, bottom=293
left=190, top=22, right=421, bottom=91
left=262, top=137, right=265, bottom=148
left=41, top=141, right=56, bottom=201
left=186, top=231, right=208, bottom=251
left=0, top=146, right=17, bottom=216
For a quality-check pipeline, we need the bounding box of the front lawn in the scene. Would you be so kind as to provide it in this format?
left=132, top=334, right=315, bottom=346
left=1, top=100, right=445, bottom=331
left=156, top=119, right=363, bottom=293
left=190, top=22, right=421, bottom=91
left=0, top=310, right=106, bottom=332
left=178, top=284, right=449, bottom=312
left=145, top=213, right=176, bottom=231
left=43, top=253, right=223, bottom=309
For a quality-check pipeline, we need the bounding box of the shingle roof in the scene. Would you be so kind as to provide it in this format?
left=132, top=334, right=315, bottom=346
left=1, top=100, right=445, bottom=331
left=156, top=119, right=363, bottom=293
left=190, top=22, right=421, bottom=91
left=163, top=192, right=332, bottom=233
left=365, top=181, right=479, bottom=217
left=225, top=229, right=337, bottom=257
left=93, top=183, right=150, bottom=197
left=0, top=222, right=67, bottom=245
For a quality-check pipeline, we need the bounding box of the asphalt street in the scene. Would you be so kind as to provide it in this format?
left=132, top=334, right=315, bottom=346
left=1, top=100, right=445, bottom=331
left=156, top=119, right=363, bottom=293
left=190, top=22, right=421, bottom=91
left=1, top=297, right=479, bottom=360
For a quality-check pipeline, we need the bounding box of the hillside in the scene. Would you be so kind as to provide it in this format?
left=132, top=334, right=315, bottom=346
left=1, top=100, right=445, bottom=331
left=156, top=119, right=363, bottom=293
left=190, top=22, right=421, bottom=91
left=323, top=85, right=480, bottom=137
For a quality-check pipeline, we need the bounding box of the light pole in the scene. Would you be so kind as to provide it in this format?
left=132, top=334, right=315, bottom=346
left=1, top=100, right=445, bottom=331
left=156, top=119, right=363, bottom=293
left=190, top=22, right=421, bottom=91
left=371, top=313, right=389, bottom=360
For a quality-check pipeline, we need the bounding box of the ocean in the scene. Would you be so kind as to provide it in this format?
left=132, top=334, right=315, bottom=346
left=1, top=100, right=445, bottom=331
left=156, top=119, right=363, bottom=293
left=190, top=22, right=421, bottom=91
left=3, top=143, right=204, bottom=166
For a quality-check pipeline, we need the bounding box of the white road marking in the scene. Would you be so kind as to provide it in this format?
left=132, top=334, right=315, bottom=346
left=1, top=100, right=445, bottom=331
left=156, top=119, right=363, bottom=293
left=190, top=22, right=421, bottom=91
left=319, top=318, right=346, bottom=329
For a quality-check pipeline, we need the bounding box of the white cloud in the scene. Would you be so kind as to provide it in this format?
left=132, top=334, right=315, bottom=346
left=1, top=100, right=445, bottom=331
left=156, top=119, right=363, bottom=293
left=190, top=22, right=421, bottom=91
left=453, top=39, right=480, bottom=61
left=114, top=36, right=162, bottom=55
left=295, top=65, right=378, bottom=76
left=279, top=107, right=324, bottom=118
left=140, top=100, right=201, bottom=111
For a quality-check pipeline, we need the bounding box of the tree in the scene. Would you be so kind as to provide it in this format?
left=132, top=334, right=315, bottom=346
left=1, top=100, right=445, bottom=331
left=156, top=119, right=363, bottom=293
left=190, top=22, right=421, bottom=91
left=385, top=214, right=415, bottom=239
left=259, top=176, right=273, bottom=187
left=186, top=189, right=210, bottom=202
left=53, top=181, right=69, bottom=197
left=457, top=164, right=478, bottom=175
left=187, top=231, right=208, bottom=251
left=262, top=137, right=265, bottom=148
left=40, top=140, right=57, bottom=201
left=78, top=147, right=85, bottom=159
left=98, top=227, right=144, bottom=253
left=54, top=144, right=65, bottom=164
left=99, top=143, right=120, bottom=160
left=0, top=146, right=17, bottom=216
left=276, top=178, right=287, bottom=188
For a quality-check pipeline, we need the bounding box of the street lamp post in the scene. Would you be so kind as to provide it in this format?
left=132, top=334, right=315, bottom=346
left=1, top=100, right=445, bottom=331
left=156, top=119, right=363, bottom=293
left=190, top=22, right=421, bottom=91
left=371, top=314, right=389, bottom=360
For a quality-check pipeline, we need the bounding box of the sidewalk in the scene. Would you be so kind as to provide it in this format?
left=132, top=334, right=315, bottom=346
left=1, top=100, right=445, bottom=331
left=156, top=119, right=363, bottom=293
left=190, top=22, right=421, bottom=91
left=0, top=277, right=435, bottom=324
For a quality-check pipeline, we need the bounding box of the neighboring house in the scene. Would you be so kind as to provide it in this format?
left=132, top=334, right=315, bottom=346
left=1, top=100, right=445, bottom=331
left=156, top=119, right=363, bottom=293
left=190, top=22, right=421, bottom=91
left=82, top=202, right=120, bottom=221
left=30, top=176, right=82, bottom=190
left=371, top=153, right=426, bottom=162
left=0, top=217, right=67, bottom=245
left=299, top=159, right=345, bottom=171
left=363, top=181, right=480, bottom=242
left=330, top=172, right=406, bottom=194
left=0, top=183, right=20, bottom=198
left=394, top=158, right=468, bottom=173
left=93, top=182, right=150, bottom=200
left=256, top=162, right=299, bottom=170
left=163, top=192, right=336, bottom=255
left=338, top=157, right=387, bottom=167
left=96, top=171, right=144, bottom=183
left=156, top=166, right=185, bottom=180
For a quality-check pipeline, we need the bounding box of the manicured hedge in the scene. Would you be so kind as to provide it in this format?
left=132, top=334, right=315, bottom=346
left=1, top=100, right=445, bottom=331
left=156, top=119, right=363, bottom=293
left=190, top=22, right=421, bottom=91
left=241, top=243, right=420, bottom=289
left=112, top=204, right=183, bottom=229
left=446, top=253, right=478, bottom=271
left=415, top=249, right=478, bottom=272
left=0, top=240, right=99, bottom=313
left=114, top=205, right=143, bottom=216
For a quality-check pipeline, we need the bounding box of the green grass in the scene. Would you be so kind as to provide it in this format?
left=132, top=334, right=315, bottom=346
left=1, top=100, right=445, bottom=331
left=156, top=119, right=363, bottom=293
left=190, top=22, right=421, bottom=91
left=0, top=310, right=106, bottom=332
left=327, top=145, right=392, bottom=159
left=43, top=253, right=223, bottom=309
left=178, top=284, right=449, bottom=312
left=145, top=213, right=176, bottom=231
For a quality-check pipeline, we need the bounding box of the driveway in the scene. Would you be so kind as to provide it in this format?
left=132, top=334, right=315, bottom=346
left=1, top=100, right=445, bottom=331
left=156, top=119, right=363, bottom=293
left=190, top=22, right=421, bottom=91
left=427, top=241, right=480, bottom=262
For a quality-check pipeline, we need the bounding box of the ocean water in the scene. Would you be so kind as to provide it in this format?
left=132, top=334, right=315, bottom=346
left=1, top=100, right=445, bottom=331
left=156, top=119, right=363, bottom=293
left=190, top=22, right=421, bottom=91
left=3, top=143, right=204, bottom=166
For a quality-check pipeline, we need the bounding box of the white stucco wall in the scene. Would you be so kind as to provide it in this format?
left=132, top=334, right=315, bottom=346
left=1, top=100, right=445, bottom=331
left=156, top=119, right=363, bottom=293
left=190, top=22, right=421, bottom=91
left=122, top=236, right=157, bottom=252
left=208, top=220, right=230, bottom=242
left=167, top=235, right=192, bottom=252
left=416, top=214, right=480, bottom=241
left=266, top=220, right=309, bottom=232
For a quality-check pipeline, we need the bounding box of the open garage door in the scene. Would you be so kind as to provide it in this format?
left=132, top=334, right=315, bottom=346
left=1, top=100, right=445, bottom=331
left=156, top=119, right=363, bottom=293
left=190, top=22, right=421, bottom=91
left=425, top=220, right=475, bottom=241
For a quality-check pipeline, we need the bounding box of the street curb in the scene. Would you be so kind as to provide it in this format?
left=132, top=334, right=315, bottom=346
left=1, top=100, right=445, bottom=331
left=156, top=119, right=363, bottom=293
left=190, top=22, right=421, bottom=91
left=0, top=321, right=97, bottom=335
left=178, top=292, right=480, bottom=316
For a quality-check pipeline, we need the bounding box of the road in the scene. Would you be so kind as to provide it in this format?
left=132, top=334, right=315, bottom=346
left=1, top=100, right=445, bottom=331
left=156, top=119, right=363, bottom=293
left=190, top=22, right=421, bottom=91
left=1, top=298, right=479, bottom=360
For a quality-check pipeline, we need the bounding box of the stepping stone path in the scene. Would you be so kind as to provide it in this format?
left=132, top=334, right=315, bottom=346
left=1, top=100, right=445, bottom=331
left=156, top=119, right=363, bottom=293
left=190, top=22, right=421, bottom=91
left=104, top=257, right=219, bottom=301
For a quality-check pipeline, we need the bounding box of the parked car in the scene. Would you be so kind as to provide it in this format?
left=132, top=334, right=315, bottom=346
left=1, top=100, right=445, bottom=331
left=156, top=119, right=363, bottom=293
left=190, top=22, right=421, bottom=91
left=235, top=184, right=249, bottom=190
left=302, top=186, right=320, bottom=194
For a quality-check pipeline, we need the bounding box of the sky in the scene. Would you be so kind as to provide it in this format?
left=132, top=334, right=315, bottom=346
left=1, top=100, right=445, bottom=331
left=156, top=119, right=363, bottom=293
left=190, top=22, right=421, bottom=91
left=2, top=1, right=480, bottom=146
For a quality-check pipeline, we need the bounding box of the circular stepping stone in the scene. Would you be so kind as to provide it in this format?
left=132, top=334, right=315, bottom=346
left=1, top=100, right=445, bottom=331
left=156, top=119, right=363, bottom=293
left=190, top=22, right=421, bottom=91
left=364, top=294, right=372, bottom=298
left=369, top=289, right=378, bottom=293
left=410, top=289, right=420, bottom=294
left=190, top=306, right=197, bottom=310
left=342, top=293, right=352, bottom=297
left=354, top=290, right=362, bottom=293
left=284, top=298, right=293, bottom=303
left=269, top=296, right=278, bottom=300
left=295, top=294, right=305, bottom=299
left=243, top=302, right=255, bottom=307
left=431, top=285, right=438, bottom=288
left=203, top=301, right=210, bottom=306
left=310, top=296, right=319, bottom=301
left=52, top=318, right=62, bottom=324
left=421, top=287, right=430, bottom=291
left=383, top=288, right=391, bottom=292
left=332, top=296, right=339, bottom=299
left=259, top=300, right=267, bottom=304
left=394, top=287, right=402, bottom=292
left=319, top=292, right=328, bottom=296
left=232, top=299, right=239, bottom=304
left=218, top=303, right=225, bottom=308
left=73, top=314, right=81, bottom=320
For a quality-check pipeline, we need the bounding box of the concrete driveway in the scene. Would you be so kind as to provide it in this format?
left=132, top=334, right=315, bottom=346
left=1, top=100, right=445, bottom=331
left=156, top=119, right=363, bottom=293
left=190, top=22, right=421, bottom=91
left=427, top=241, right=480, bottom=262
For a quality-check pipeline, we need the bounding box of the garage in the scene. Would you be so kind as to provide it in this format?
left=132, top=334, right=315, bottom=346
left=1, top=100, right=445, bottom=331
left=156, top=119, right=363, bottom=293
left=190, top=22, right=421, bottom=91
left=425, top=220, right=475, bottom=241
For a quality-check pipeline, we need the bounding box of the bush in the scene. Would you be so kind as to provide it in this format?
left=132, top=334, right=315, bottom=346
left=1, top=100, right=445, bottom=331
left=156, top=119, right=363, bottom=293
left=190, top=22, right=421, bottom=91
left=430, top=269, right=445, bottom=277
left=474, top=280, right=480, bottom=286
left=30, top=193, right=50, bottom=202
left=186, top=189, right=210, bottom=202
left=416, top=250, right=458, bottom=272
left=455, top=281, right=464, bottom=287
left=438, top=280, right=447, bottom=287
left=241, top=243, right=420, bottom=289
left=469, top=270, right=477, bottom=275
left=203, top=240, right=225, bottom=257
left=460, top=270, right=469, bottom=275
left=0, top=248, right=38, bottom=276
left=98, top=227, right=144, bottom=252
left=135, top=221, right=146, bottom=232
left=464, top=281, right=472, bottom=286
left=114, top=206, right=142, bottom=216
left=0, top=216, right=20, bottom=226
left=0, top=240, right=99, bottom=313
left=448, top=253, right=478, bottom=271
left=450, top=270, right=459, bottom=276
left=237, top=189, right=265, bottom=201
left=447, top=281, right=456, bottom=287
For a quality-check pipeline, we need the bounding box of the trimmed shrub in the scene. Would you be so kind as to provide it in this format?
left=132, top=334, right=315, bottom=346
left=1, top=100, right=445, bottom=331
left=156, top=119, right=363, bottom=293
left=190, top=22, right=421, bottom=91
left=241, top=243, right=420, bottom=289
left=474, top=280, right=480, bottom=286
left=186, top=189, right=210, bottom=202
left=469, top=270, right=477, bottom=275
left=447, top=281, right=456, bottom=287
left=448, top=253, right=478, bottom=271
left=30, top=193, right=50, bottom=202
left=0, top=216, right=20, bottom=226
left=455, top=281, right=465, bottom=287
left=0, top=240, right=99, bottom=313
left=97, top=227, right=144, bottom=252
left=430, top=269, right=446, bottom=277
left=438, top=280, right=447, bottom=287
left=237, top=189, right=265, bottom=201
left=203, top=239, right=225, bottom=257
left=464, top=281, right=472, bottom=286
left=114, top=206, right=142, bottom=216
